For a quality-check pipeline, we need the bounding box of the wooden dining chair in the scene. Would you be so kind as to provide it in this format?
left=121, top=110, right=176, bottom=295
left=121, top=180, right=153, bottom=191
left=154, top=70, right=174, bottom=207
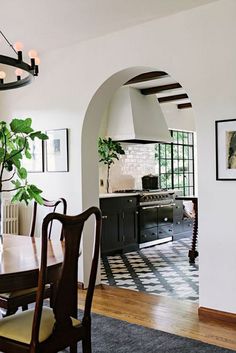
left=0, top=197, right=67, bottom=317
left=0, top=206, right=102, bottom=353
left=30, top=198, right=67, bottom=239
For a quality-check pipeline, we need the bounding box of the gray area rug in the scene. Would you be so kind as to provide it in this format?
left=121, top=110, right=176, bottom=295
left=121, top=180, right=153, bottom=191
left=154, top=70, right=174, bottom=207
left=61, top=311, right=235, bottom=352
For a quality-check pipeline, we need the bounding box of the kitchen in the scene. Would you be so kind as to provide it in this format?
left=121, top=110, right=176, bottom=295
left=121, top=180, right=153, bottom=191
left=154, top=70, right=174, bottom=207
left=98, top=76, right=198, bottom=302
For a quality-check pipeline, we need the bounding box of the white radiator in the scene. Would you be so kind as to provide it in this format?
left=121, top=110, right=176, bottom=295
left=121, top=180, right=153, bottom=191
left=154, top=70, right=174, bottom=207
left=2, top=200, right=19, bottom=235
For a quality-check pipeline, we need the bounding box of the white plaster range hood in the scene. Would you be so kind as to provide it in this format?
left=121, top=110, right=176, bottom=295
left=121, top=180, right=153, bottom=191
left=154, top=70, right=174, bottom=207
left=106, top=86, right=172, bottom=144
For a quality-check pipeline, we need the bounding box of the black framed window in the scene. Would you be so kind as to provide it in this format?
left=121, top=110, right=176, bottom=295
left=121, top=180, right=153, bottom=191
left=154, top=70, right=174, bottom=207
left=155, top=130, right=195, bottom=196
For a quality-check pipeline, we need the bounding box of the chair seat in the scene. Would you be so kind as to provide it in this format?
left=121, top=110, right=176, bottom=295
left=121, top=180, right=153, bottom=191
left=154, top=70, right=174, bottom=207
left=0, top=284, right=51, bottom=300
left=0, top=288, right=39, bottom=299
left=0, top=307, right=80, bottom=344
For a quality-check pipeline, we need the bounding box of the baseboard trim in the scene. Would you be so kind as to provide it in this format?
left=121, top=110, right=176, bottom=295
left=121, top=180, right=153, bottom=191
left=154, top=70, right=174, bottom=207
left=77, top=282, right=84, bottom=290
left=198, top=306, right=236, bottom=324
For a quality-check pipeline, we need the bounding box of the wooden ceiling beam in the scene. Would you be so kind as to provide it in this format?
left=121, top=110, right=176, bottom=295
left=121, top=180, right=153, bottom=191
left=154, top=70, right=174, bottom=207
left=158, top=93, right=188, bottom=103
left=141, top=83, right=182, bottom=95
left=125, top=71, right=168, bottom=85
left=177, top=103, right=192, bottom=109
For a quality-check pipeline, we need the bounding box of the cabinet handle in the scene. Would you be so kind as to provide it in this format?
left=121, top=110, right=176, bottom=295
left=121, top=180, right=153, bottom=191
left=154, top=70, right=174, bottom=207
left=164, top=217, right=168, bottom=222
left=102, top=215, right=108, bottom=219
left=142, top=205, right=160, bottom=210
left=128, top=199, right=133, bottom=203
left=136, top=211, right=139, bottom=215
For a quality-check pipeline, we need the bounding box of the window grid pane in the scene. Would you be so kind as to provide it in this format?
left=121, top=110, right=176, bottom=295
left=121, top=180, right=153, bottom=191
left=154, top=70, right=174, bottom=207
left=157, top=130, right=195, bottom=196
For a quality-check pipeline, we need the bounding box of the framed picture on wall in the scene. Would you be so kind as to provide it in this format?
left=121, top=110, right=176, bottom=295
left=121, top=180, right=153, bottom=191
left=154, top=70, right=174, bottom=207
left=45, top=128, right=69, bottom=172
left=216, top=119, right=236, bottom=180
left=23, top=139, right=44, bottom=173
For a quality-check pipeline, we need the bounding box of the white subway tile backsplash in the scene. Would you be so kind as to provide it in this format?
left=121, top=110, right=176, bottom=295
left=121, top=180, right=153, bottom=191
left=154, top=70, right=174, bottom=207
left=103, top=143, right=157, bottom=192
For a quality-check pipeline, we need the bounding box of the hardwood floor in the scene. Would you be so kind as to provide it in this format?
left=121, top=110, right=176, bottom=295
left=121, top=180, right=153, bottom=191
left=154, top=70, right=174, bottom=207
left=78, top=284, right=236, bottom=351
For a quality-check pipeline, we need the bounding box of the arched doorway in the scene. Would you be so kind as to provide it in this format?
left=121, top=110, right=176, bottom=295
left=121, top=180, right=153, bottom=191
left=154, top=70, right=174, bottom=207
left=81, top=66, right=197, bottom=300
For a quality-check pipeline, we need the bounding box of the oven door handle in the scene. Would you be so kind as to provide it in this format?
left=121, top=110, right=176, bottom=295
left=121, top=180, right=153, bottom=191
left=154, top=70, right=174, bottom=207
left=141, top=205, right=160, bottom=210
left=141, top=203, right=176, bottom=210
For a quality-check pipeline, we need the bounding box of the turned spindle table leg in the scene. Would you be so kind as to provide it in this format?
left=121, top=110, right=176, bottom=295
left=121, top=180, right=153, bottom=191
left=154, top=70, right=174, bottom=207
left=188, top=198, right=198, bottom=264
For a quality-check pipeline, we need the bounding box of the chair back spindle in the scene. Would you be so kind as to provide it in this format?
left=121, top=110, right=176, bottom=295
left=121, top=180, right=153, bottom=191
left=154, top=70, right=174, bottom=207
left=30, top=198, right=67, bottom=239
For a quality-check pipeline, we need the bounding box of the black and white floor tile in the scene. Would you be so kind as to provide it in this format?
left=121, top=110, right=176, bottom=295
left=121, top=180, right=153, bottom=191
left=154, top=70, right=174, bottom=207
left=101, top=237, right=199, bottom=302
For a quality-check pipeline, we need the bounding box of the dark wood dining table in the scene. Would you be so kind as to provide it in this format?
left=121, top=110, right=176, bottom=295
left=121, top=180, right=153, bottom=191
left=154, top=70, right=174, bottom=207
left=0, top=234, right=64, bottom=293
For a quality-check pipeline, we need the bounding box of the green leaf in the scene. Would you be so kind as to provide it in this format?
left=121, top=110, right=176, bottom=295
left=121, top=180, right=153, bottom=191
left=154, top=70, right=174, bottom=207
left=11, top=157, right=21, bottom=169
left=28, top=184, right=43, bottom=204
left=0, top=147, right=5, bottom=161
left=11, top=179, right=21, bottom=188
left=29, top=131, right=48, bottom=140
left=9, top=150, right=23, bottom=160
left=11, top=188, right=25, bottom=203
left=5, top=161, right=13, bottom=172
left=29, top=184, right=43, bottom=194
left=10, top=118, right=33, bottom=134
left=17, top=167, right=27, bottom=179
left=25, top=149, right=32, bottom=159
left=98, top=137, right=125, bottom=165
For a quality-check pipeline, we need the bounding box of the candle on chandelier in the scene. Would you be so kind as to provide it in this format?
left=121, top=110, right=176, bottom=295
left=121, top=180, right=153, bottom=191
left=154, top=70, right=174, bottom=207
left=15, top=68, right=23, bottom=81
left=0, top=71, right=6, bottom=84
left=14, top=42, right=23, bottom=61
left=28, top=50, right=38, bottom=69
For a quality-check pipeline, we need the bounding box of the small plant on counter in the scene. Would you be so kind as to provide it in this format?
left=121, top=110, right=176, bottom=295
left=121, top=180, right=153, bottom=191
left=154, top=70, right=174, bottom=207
left=98, top=137, right=125, bottom=193
left=0, top=118, right=48, bottom=205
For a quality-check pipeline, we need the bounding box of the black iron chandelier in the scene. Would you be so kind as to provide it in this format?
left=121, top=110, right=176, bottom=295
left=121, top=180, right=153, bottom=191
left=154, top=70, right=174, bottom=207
left=0, top=30, right=40, bottom=91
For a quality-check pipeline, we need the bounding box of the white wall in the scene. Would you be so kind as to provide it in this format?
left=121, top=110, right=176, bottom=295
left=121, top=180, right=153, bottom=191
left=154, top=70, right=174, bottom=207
left=1, top=0, right=236, bottom=313
left=162, top=104, right=196, bottom=132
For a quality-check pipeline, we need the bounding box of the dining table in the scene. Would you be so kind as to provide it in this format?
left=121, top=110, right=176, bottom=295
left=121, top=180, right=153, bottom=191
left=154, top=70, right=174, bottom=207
left=0, top=234, right=64, bottom=293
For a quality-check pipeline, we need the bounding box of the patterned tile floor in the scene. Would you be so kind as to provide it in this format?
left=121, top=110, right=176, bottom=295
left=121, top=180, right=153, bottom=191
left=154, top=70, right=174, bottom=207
left=101, top=237, right=199, bottom=302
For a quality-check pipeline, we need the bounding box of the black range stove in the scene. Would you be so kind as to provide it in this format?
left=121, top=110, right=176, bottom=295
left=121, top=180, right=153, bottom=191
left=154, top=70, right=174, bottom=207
left=115, top=189, right=175, bottom=206
left=115, top=189, right=175, bottom=248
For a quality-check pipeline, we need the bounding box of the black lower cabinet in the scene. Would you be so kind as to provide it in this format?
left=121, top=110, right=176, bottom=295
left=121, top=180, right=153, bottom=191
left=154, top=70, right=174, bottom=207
left=173, top=199, right=193, bottom=237
left=100, top=196, right=138, bottom=255
left=139, top=205, right=173, bottom=245
left=139, top=207, right=158, bottom=243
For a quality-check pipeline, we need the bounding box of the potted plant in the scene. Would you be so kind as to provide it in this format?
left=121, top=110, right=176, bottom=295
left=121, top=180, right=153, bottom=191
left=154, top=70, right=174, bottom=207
left=98, top=137, right=125, bottom=193
left=0, top=118, right=48, bottom=236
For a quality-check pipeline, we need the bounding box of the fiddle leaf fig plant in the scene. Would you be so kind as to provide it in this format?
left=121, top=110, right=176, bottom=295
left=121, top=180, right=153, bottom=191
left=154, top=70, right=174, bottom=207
left=98, top=137, right=125, bottom=193
left=0, top=118, right=48, bottom=205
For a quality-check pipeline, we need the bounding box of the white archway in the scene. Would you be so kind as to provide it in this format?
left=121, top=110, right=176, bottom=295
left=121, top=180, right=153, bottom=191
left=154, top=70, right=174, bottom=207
left=81, top=66, right=194, bottom=287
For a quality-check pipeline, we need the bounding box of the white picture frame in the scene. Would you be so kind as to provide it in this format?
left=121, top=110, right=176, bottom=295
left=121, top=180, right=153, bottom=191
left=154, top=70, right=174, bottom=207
left=23, top=139, right=44, bottom=173
left=45, top=129, right=69, bottom=172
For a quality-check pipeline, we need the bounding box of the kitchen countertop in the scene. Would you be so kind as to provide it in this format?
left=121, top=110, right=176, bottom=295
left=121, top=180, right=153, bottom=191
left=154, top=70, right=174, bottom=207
left=99, top=193, right=139, bottom=198
left=100, top=189, right=176, bottom=198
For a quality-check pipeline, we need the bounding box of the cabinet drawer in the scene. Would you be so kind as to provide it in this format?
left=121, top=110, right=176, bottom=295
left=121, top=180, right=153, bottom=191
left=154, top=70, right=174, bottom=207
left=140, top=228, right=157, bottom=243
left=100, top=196, right=138, bottom=211
left=100, top=198, right=122, bottom=211
left=122, top=196, right=138, bottom=209
left=157, top=225, right=173, bottom=239
left=173, top=220, right=183, bottom=234
left=173, top=200, right=183, bottom=218
left=183, top=218, right=193, bottom=232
